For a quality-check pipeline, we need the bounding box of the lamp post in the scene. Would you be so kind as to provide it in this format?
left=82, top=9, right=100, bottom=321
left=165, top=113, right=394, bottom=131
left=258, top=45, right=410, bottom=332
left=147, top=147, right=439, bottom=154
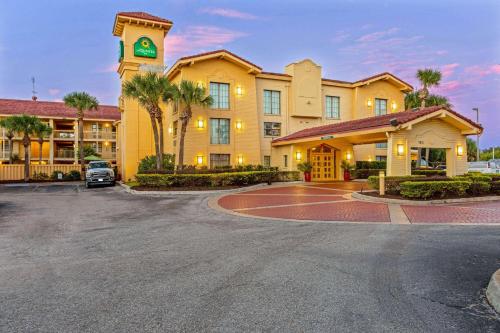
left=472, top=107, right=479, bottom=161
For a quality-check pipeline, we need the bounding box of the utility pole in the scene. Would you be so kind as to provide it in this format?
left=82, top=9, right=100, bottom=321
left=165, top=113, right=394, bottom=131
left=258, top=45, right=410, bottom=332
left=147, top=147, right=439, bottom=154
left=472, top=107, right=479, bottom=161
left=31, top=77, right=38, bottom=101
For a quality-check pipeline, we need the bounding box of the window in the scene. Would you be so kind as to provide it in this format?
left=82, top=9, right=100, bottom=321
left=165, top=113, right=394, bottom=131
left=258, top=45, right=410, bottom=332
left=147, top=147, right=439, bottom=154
left=325, top=96, right=340, bottom=119
left=173, top=121, right=178, bottom=137
left=210, top=82, right=230, bottom=109
left=376, top=142, right=388, bottom=149
left=111, top=142, right=116, bottom=153
left=375, top=98, right=387, bottom=116
left=376, top=155, right=387, bottom=161
left=264, top=122, right=281, bottom=137
left=263, top=155, right=271, bottom=167
left=210, top=118, right=230, bottom=144
left=91, top=123, right=102, bottom=132
left=264, top=90, right=280, bottom=115
left=210, top=154, right=230, bottom=168
left=283, top=155, right=288, bottom=167
left=92, top=142, right=102, bottom=153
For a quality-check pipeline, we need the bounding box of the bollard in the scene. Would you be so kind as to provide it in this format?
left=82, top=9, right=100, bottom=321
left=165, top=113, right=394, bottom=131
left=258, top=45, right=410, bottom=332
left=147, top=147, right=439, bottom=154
left=379, top=170, right=385, bottom=196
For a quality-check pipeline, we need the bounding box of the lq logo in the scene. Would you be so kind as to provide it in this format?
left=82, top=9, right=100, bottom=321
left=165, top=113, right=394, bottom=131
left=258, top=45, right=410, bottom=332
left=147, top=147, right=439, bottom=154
left=134, top=37, right=157, bottom=58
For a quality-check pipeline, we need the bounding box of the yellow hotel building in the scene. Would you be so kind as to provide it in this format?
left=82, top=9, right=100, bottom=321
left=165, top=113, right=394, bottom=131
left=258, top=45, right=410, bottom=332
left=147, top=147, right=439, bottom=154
left=112, top=12, right=481, bottom=181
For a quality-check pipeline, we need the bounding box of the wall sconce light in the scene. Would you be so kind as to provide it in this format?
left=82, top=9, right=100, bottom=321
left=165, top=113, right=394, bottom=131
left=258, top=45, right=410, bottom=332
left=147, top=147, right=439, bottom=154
left=295, top=151, right=302, bottom=160
left=391, top=101, right=397, bottom=111
left=197, top=119, right=204, bottom=129
left=368, top=157, right=372, bottom=162
left=457, top=145, right=464, bottom=156
left=196, top=155, right=204, bottom=165
left=237, top=154, right=243, bottom=164
left=236, top=86, right=242, bottom=96
left=235, top=120, right=242, bottom=130
left=366, top=99, right=373, bottom=107
left=104, top=141, right=109, bottom=146
left=168, top=126, right=172, bottom=134
left=346, top=152, right=352, bottom=160
left=397, top=144, right=405, bottom=156
left=105, top=123, right=110, bottom=127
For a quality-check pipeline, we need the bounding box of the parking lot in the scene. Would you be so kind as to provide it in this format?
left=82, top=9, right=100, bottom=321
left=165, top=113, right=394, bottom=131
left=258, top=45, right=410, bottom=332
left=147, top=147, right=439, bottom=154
left=0, top=183, right=499, bottom=332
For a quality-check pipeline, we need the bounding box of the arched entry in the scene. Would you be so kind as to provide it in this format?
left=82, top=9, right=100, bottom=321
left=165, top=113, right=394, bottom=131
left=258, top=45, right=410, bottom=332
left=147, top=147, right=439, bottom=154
left=309, top=144, right=337, bottom=181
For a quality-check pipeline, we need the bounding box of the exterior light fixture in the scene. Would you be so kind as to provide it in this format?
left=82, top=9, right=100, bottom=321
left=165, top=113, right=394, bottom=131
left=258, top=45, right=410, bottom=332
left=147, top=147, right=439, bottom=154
left=236, top=86, right=242, bottom=96
left=295, top=151, right=302, bottom=160
left=104, top=141, right=109, bottom=146
left=168, top=126, right=172, bottom=134
left=235, top=120, right=242, bottom=130
left=105, top=123, right=110, bottom=127
left=197, top=119, right=204, bottom=129
left=367, top=99, right=373, bottom=107
left=397, top=144, right=405, bottom=156
left=196, top=155, right=203, bottom=165
left=346, top=152, right=352, bottom=160
left=391, top=101, right=397, bottom=111
left=457, top=145, right=464, bottom=156
left=368, top=157, right=372, bottom=162
left=237, top=154, right=243, bottom=164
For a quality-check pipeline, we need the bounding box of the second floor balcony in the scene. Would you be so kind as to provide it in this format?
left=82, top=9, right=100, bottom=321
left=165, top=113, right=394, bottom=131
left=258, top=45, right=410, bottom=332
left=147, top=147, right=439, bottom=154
left=53, top=130, right=75, bottom=140
left=55, top=150, right=75, bottom=159
left=84, top=131, right=116, bottom=140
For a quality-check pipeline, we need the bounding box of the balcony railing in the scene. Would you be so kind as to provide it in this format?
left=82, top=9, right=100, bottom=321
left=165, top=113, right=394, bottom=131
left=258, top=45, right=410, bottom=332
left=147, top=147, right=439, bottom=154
left=83, top=131, right=116, bottom=140
left=99, top=151, right=117, bottom=159
left=55, top=150, right=75, bottom=158
left=53, top=130, right=75, bottom=139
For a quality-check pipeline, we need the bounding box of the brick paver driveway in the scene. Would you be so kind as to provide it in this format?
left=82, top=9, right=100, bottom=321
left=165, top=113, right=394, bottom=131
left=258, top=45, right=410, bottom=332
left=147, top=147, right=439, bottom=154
left=217, top=182, right=500, bottom=224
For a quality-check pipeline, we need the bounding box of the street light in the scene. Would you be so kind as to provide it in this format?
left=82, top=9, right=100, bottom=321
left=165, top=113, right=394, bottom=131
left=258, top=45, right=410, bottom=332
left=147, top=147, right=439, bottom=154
left=472, top=107, right=479, bottom=161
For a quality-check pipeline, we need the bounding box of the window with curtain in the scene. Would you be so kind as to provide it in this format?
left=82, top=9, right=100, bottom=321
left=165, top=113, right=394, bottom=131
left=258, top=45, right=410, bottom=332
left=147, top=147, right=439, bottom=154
left=375, top=98, right=388, bottom=116
left=210, top=154, right=230, bottom=168
left=210, top=118, right=230, bottom=144
left=210, top=82, right=230, bottom=109
left=325, top=96, right=340, bottom=119
left=264, top=122, right=281, bottom=137
left=263, top=90, right=280, bottom=115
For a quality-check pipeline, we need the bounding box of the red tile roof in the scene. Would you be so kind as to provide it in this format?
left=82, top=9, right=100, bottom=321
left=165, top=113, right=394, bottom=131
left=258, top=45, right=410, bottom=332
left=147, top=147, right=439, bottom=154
left=0, top=99, right=120, bottom=121
left=116, top=12, right=172, bottom=24
left=176, top=49, right=263, bottom=70
left=273, top=106, right=482, bottom=144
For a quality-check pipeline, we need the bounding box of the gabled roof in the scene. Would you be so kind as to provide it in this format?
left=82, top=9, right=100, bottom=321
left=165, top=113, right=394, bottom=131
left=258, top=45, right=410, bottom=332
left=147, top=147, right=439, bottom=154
left=0, top=99, right=120, bottom=121
left=272, top=106, right=482, bottom=145
left=322, top=72, right=413, bottom=91
left=113, top=12, right=173, bottom=36
left=167, top=50, right=262, bottom=79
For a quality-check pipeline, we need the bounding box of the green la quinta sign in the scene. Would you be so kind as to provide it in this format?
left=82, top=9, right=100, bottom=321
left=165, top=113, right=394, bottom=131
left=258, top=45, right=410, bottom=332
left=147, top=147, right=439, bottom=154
left=134, top=37, right=157, bottom=58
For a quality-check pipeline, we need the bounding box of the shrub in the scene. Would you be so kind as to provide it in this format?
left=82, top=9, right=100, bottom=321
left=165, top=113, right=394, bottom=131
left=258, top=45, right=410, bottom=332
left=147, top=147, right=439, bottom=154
left=468, top=182, right=491, bottom=195
left=51, top=170, right=65, bottom=180
left=64, top=170, right=81, bottom=181
left=356, top=161, right=386, bottom=169
left=412, top=169, right=446, bottom=176
left=354, top=169, right=385, bottom=179
left=32, top=172, right=49, bottom=181
left=297, top=162, right=313, bottom=173
left=454, top=174, right=492, bottom=183
left=367, top=175, right=426, bottom=194
left=138, top=154, right=175, bottom=173
left=491, top=180, right=500, bottom=194
left=273, top=171, right=300, bottom=182
left=400, top=181, right=471, bottom=199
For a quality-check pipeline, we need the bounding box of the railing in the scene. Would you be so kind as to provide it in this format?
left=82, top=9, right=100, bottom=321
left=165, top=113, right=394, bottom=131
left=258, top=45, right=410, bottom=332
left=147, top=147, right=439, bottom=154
left=55, top=150, right=75, bottom=158
left=0, top=149, right=12, bottom=159
left=53, top=130, right=75, bottom=139
left=0, top=164, right=82, bottom=181
left=83, top=131, right=116, bottom=140
left=99, top=151, right=117, bottom=159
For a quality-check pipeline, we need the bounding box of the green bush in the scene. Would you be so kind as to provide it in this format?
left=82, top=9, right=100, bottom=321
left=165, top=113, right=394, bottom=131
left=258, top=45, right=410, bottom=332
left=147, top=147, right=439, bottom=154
left=356, top=161, right=386, bottom=169
left=412, top=169, right=446, bottom=176
left=354, top=169, right=385, bottom=179
left=400, top=181, right=471, bottom=199
left=64, top=170, right=81, bottom=181
left=491, top=180, right=500, bottom=194
left=51, top=170, right=65, bottom=180
left=138, top=154, right=175, bottom=173
left=454, top=174, right=492, bottom=183
left=273, top=171, right=300, bottom=182
left=135, top=171, right=285, bottom=188
left=32, top=172, right=49, bottom=181
left=367, top=175, right=426, bottom=194
left=468, top=181, right=491, bottom=195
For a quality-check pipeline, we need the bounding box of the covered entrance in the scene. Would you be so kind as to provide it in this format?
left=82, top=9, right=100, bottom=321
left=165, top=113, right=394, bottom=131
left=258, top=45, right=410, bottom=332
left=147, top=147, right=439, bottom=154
left=310, top=144, right=336, bottom=181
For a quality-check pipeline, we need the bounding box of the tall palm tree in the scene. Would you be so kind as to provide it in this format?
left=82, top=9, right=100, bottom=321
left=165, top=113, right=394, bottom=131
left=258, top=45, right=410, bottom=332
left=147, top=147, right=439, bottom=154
left=33, top=122, right=53, bottom=164
left=405, top=92, right=451, bottom=110
left=63, top=92, right=99, bottom=178
left=416, top=69, right=442, bottom=108
left=122, top=72, right=174, bottom=171
left=8, top=115, right=43, bottom=181
left=172, top=80, right=213, bottom=169
left=0, top=117, right=16, bottom=164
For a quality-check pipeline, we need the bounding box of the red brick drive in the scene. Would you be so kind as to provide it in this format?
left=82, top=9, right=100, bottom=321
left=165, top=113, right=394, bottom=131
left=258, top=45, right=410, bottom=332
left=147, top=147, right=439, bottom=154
left=241, top=186, right=351, bottom=196
left=218, top=194, right=346, bottom=210
left=402, top=202, right=500, bottom=224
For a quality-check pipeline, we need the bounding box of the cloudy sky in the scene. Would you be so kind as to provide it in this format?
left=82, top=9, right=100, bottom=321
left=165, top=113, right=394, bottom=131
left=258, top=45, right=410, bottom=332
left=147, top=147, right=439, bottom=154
left=0, top=0, right=498, bottom=147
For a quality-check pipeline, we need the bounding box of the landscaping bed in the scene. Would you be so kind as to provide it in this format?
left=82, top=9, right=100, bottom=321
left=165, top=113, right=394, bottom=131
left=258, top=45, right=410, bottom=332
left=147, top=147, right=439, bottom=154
left=131, top=185, right=242, bottom=191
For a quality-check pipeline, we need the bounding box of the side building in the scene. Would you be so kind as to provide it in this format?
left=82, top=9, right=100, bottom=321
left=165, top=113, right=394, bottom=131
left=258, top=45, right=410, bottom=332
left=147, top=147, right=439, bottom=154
left=0, top=99, right=120, bottom=165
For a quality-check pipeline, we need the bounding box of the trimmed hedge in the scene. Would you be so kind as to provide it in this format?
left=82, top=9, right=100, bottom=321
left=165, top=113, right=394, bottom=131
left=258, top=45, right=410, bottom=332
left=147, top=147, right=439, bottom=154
left=400, top=181, right=471, bottom=199
left=135, top=171, right=298, bottom=187
left=368, top=175, right=426, bottom=194
left=354, top=169, right=385, bottom=179
left=356, top=161, right=386, bottom=169
left=492, top=180, right=500, bottom=194
left=412, top=169, right=447, bottom=176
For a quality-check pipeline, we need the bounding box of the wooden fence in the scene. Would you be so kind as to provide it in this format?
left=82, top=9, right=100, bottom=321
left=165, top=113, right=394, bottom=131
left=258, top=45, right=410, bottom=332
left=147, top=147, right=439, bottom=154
left=0, top=164, right=82, bottom=181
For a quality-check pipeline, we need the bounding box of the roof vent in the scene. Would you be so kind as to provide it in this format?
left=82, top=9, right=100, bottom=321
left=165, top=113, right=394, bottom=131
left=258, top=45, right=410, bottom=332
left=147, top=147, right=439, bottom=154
left=390, top=118, right=399, bottom=126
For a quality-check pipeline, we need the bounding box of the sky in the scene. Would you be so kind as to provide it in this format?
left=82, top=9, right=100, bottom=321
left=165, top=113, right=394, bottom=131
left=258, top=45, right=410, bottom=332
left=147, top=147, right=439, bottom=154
left=0, top=0, right=499, bottom=147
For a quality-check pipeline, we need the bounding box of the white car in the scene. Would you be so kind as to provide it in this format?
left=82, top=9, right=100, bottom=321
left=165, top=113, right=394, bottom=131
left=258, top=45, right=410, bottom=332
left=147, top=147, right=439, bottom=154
left=85, top=161, right=115, bottom=188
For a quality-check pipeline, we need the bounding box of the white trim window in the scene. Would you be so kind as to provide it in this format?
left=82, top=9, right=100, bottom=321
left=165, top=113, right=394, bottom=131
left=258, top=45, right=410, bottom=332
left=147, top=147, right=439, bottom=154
left=325, top=96, right=340, bottom=119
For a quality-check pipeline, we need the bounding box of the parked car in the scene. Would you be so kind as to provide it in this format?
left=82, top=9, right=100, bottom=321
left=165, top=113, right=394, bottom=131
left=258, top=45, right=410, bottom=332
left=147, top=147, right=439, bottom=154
left=85, top=161, right=115, bottom=188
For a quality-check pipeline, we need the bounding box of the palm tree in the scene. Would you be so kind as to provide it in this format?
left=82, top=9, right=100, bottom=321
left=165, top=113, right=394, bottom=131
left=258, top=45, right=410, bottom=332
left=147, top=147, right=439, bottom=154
left=122, top=72, right=174, bottom=171
left=33, top=122, right=53, bottom=164
left=0, top=117, right=16, bottom=164
left=172, top=80, right=213, bottom=169
left=63, top=92, right=99, bottom=178
left=426, top=94, right=451, bottom=108
left=416, top=69, right=442, bottom=108
left=8, top=115, right=43, bottom=181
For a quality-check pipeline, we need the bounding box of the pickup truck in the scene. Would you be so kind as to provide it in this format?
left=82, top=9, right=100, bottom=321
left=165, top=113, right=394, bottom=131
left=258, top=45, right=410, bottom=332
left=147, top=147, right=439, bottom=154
left=85, top=161, right=115, bottom=188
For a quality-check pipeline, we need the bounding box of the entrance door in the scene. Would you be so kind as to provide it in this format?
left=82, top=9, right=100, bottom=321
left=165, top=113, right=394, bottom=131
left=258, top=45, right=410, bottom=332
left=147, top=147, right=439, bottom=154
left=311, top=145, right=335, bottom=181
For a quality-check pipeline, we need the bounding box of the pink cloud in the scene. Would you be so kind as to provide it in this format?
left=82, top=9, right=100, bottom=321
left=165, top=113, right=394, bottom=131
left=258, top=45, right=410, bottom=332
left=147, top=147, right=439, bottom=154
left=200, top=8, right=257, bottom=20
left=436, top=80, right=462, bottom=93
left=441, top=63, right=459, bottom=78
left=48, top=88, right=60, bottom=96
left=332, top=30, right=350, bottom=43
left=464, top=64, right=500, bottom=77
left=165, top=26, right=248, bottom=60
left=356, top=27, right=399, bottom=42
